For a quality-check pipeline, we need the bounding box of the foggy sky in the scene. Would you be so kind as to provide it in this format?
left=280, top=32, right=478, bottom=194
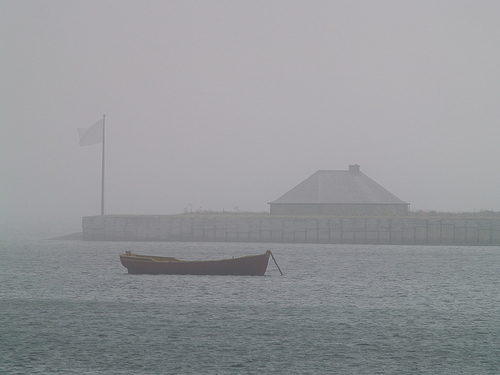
left=2, top=1, right=500, bottom=228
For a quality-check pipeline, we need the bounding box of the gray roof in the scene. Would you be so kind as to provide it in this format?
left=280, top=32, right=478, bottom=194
left=270, top=166, right=408, bottom=205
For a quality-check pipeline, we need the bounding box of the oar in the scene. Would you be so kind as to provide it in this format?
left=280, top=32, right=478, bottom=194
left=269, top=251, right=283, bottom=275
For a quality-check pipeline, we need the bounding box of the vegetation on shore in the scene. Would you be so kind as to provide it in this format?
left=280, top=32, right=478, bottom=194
left=172, top=209, right=500, bottom=220
left=408, top=210, right=500, bottom=219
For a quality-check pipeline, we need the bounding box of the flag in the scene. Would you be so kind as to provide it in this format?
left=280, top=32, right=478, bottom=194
left=78, top=118, right=104, bottom=146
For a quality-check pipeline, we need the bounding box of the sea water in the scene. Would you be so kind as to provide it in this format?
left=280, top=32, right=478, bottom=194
left=1, top=225, right=500, bottom=374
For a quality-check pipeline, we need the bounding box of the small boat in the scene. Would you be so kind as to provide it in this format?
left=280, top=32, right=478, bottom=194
left=119, top=250, right=272, bottom=276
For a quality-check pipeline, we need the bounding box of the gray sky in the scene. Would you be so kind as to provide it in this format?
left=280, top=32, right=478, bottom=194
left=2, top=1, right=500, bottom=227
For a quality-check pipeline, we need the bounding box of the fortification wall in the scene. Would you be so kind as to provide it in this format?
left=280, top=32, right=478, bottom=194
left=82, top=215, right=500, bottom=246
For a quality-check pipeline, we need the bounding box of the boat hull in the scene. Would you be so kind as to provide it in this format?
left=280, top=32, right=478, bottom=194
left=119, top=250, right=271, bottom=276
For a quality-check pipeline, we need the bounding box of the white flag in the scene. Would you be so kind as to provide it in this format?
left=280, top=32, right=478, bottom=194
left=78, top=118, right=104, bottom=146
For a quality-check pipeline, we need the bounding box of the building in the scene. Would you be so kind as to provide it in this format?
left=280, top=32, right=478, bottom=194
left=269, top=164, right=409, bottom=216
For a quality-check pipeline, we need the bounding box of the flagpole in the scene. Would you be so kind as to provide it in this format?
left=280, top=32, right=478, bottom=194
left=101, top=115, right=106, bottom=215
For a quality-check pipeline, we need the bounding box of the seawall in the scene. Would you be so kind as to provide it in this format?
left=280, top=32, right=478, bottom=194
left=82, top=215, right=500, bottom=246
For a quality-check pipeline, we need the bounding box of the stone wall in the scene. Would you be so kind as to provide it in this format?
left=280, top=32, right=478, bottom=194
left=83, top=215, right=500, bottom=245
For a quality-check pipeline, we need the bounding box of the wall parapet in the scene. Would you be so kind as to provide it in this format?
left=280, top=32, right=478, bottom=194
left=82, top=215, right=500, bottom=246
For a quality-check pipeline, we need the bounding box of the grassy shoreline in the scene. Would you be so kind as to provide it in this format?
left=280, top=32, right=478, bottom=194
left=95, top=210, right=500, bottom=220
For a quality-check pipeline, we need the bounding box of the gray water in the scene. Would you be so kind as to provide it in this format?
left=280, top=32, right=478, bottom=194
left=1, top=226, right=499, bottom=374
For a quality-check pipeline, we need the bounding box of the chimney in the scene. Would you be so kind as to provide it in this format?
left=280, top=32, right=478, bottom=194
left=349, top=164, right=360, bottom=173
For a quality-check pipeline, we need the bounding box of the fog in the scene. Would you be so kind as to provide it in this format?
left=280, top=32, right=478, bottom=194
left=2, top=1, right=500, bottom=228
